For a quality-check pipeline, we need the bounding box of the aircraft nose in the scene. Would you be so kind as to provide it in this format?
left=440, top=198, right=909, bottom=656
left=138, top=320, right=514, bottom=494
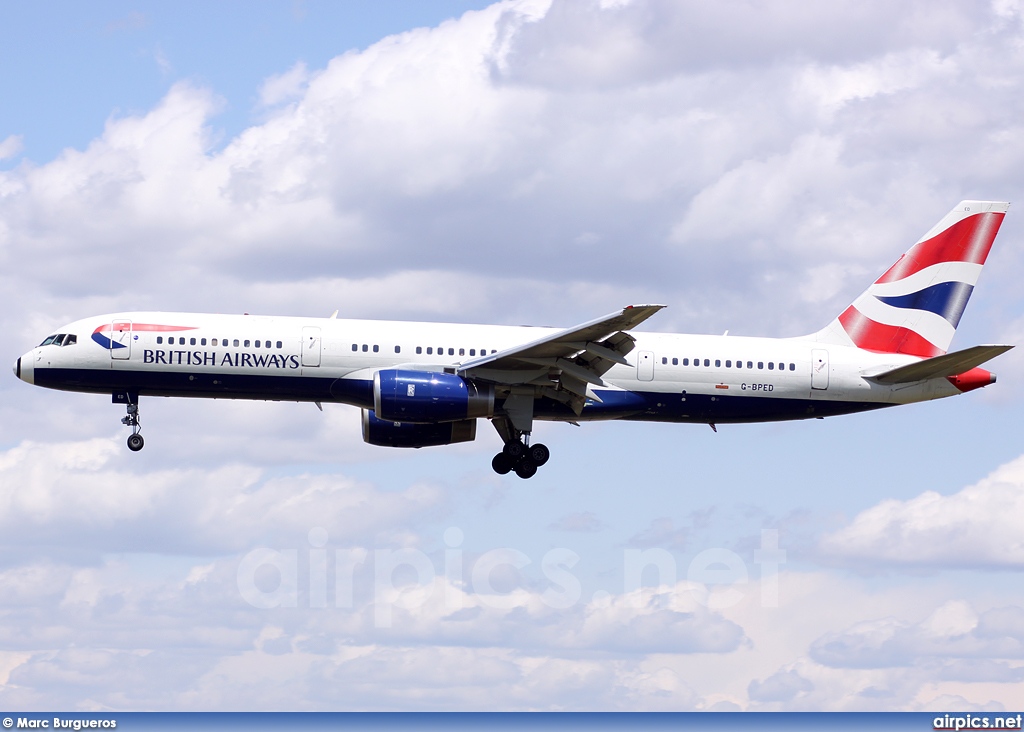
left=14, top=353, right=34, bottom=385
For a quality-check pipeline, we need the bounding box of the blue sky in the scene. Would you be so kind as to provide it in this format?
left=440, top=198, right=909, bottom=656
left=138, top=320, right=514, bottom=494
left=0, top=1, right=494, bottom=163
left=2, top=0, right=1024, bottom=712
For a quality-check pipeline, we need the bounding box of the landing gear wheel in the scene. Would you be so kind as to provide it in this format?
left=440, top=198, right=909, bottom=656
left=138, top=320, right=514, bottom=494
left=121, top=400, right=144, bottom=451
left=491, top=452, right=513, bottom=475
left=528, top=443, right=550, bottom=466
left=503, top=440, right=525, bottom=460
left=514, top=460, right=537, bottom=479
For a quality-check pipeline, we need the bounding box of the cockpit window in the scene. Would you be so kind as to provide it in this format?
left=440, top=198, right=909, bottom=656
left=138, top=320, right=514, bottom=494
left=37, top=333, right=77, bottom=347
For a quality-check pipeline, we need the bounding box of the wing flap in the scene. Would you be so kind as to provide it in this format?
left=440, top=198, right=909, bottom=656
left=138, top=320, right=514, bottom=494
left=458, top=304, right=664, bottom=382
left=865, top=344, right=1013, bottom=384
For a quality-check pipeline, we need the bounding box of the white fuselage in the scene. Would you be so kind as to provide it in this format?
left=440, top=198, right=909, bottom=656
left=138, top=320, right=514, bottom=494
left=15, top=311, right=961, bottom=426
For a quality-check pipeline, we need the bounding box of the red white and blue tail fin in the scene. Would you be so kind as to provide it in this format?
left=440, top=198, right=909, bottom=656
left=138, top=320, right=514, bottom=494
left=813, top=200, right=1009, bottom=357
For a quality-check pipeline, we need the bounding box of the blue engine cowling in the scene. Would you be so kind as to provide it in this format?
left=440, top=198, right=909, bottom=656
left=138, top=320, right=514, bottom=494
left=373, top=369, right=493, bottom=423
left=361, top=410, right=476, bottom=448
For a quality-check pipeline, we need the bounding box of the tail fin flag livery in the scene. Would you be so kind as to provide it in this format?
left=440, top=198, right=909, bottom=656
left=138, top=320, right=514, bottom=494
left=815, top=201, right=1009, bottom=358
left=12, top=200, right=1014, bottom=478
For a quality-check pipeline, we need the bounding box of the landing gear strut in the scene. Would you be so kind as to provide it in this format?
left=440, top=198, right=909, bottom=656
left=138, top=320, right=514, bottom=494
left=490, top=423, right=549, bottom=479
left=121, top=400, right=145, bottom=452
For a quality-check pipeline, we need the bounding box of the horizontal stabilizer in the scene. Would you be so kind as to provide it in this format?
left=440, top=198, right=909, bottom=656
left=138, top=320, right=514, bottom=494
left=866, top=344, right=1014, bottom=384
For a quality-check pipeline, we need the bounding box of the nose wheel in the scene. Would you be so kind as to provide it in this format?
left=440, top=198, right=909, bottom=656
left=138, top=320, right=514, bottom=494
left=491, top=436, right=549, bottom=479
left=121, top=401, right=145, bottom=452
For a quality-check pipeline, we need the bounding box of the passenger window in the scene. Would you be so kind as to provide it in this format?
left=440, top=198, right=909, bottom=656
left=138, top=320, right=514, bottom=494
left=233, top=339, right=240, bottom=347
left=704, top=359, right=710, bottom=367
left=255, top=339, right=260, bottom=348
left=427, top=347, right=433, bottom=355
left=672, top=357, right=678, bottom=366
left=416, top=346, right=422, bottom=354
left=768, top=362, right=774, bottom=370
left=747, top=361, right=753, bottom=369
left=190, top=337, right=197, bottom=346
left=395, top=346, right=401, bottom=354
left=491, top=350, right=496, bottom=354
left=715, top=359, right=721, bottom=367
left=201, top=338, right=207, bottom=346
left=446, top=347, right=452, bottom=356
left=459, top=348, right=465, bottom=356
left=244, top=340, right=250, bottom=347
left=683, top=358, right=689, bottom=366
left=157, top=337, right=163, bottom=345
left=757, top=361, right=764, bottom=369
left=789, top=363, right=795, bottom=371
left=352, top=344, right=357, bottom=351
left=277, top=341, right=282, bottom=349
left=662, top=357, right=668, bottom=365
left=373, top=345, right=379, bottom=353
left=725, top=360, right=731, bottom=368
left=362, top=344, right=368, bottom=352
left=470, top=349, right=476, bottom=356
left=213, top=339, right=219, bottom=346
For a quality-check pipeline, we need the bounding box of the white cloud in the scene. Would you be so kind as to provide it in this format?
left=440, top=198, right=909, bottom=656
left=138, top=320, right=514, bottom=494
left=795, top=49, right=956, bottom=117
left=258, top=62, right=310, bottom=107
left=0, top=437, right=447, bottom=554
left=820, top=455, right=1024, bottom=568
left=809, top=599, right=1024, bottom=670
left=0, top=135, right=23, bottom=161
left=3, top=0, right=1018, bottom=343
left=748, top=668, right=814, bottom=702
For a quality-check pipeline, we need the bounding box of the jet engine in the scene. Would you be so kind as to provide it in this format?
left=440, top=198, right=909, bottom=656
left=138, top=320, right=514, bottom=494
left=373, top=369, right=493, bottom=423
left=361, top=410, right=477, bottom=448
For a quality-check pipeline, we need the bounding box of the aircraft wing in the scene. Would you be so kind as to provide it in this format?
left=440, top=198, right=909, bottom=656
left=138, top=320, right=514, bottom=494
left=864, top=344, right=1014, bottom=384
left=457, top=304, right=665, bottom=410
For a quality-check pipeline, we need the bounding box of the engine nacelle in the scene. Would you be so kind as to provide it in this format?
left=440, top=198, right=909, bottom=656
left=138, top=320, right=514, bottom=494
left=373, top=369, right=493, bottom=423
left=361, top=410, right=477, bottom=448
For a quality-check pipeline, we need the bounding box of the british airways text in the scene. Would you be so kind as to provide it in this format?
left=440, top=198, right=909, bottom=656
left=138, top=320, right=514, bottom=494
left=143, top=350, right=300, bottom=369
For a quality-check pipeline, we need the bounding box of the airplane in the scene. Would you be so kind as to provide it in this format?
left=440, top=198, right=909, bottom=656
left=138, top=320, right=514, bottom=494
left=13, top=200, right=1013, bottom=479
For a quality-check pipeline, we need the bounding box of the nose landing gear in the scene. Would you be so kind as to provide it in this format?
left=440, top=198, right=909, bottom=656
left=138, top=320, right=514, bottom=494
left=117, top=395, right=144, bottom=452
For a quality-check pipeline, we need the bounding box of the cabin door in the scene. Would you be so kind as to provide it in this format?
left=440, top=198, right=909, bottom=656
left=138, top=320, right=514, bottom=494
left=110, top=320, right=132, bottom=360
left=637, top=351, right=655, bottom=381
left=302, top=327, right=322, bottom=367
left=811, top=349, right=829, bottom=390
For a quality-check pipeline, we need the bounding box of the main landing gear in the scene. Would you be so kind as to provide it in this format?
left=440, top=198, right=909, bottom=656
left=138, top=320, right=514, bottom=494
left=491, top=436, right=550, bottom=479
left=121, top=399, right=145, bottom=452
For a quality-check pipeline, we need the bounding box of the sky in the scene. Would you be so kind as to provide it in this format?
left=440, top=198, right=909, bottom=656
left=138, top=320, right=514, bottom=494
left=1, top=0, right=1024, bottom=712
